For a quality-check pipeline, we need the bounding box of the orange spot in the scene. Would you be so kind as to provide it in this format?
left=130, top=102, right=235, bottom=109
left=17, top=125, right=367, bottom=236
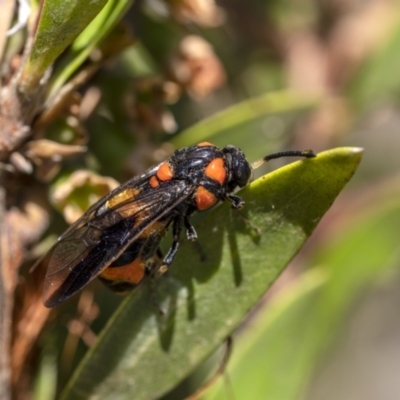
left=157, top=162, right=173, bottom=181
left=205, top=157, right=226, bottom=184
left=99, top=258, right=145, bottom=284
left=195, top=186, right=218, bottom=211
left=197, top=142, right=215, bottom=147
left=149, top=176, right=159, bottom=188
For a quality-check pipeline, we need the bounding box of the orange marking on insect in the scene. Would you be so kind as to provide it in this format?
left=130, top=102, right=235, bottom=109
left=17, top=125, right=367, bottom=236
left=197, top=142, right=215, bottom=147
left=99, top=258, right=145, bottom=284
left=205, top=157, right=226, bottom=184
left=195, top=186, right=218, bottom=211
left=149, top=175, right=159, bottom=188
left=157, top=162, right=174, bottom=181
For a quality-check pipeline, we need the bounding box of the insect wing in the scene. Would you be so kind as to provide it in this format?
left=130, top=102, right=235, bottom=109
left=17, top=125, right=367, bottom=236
left=43, top=174, right=192, bottom=307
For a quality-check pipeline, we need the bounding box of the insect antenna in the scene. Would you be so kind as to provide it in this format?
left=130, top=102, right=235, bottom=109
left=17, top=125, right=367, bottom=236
left=251, top=149, right=316, bottom=170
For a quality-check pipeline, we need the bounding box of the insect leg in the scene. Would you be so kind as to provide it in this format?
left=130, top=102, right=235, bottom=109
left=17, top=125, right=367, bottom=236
left=184, top=215, right=197, bottom=241
left=160, top=215, right=183, bottom=272
left=226, top=193, right=245, bottom=209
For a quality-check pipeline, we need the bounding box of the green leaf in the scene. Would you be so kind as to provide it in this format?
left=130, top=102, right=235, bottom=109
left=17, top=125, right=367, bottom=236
left=60, top=147, right=362, bottom=400
left=33, top=345, right=58, bottom=400
left=20, top=0, right=108, bottom=93
left=203, top=268, right=329, bottom=400
left=49, top=0, right=134, bottom=97
left=173, top=90, right=319, bottom=153
left=205, top=173, right=400, bottom=400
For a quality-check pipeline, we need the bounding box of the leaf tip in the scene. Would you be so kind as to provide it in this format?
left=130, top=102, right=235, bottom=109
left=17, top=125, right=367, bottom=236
left=349, top=147, right=364, bottom=154
left=343, top=146, right=364, bottom=163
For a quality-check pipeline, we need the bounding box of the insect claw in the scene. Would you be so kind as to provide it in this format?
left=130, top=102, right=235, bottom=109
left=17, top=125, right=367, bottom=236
left=226, top=194, right=245, bottom=209
left=185, top=225, right=197, bottom=241
left=156, top=264, right=169, bottom=277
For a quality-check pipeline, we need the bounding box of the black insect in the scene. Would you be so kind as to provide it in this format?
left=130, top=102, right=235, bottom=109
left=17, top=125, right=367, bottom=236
left=40, top=142, right=315, bottom=307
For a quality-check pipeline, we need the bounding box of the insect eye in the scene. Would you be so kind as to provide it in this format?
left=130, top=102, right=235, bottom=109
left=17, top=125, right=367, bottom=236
left=233, top=158, right=251, bottom=187
left=223, top=145, right=252, bottom=188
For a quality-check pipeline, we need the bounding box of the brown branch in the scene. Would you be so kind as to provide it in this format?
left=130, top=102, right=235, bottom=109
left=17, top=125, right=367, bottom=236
left=0, top=182, right=23, bottom=400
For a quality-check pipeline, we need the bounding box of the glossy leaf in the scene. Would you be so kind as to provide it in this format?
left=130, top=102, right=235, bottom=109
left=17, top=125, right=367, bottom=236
left=60, top=147, right=362, bottom=400
left=205, top=176, right=400, bottom=400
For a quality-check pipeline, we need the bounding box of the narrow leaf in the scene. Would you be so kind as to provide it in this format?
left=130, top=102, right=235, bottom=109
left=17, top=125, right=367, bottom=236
left=19, top=0, right=107, bottom=92
left=49, top=0, right=133, bottom=97
left=173, top=91, right=318, bottom=149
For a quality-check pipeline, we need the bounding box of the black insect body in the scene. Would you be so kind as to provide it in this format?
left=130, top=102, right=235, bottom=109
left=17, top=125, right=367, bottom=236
left=41, top=142, right=315, bottom=307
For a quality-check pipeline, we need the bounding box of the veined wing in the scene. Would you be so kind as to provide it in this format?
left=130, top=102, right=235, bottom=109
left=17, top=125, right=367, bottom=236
left=43, top=177, right=193, bottom=307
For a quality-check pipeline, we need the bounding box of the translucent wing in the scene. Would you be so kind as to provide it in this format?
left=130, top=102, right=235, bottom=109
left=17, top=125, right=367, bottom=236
left=43, top=173, right=192, bottom=307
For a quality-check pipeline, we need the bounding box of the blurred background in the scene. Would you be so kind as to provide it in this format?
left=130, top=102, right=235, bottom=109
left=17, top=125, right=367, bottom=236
left=3, top=0, right=400, bottom=399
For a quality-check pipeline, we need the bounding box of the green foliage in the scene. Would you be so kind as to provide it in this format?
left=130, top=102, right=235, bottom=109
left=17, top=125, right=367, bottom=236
left=49, top=0, right=134, bottom=96
left=204, top=183, right=400, bottom=400
left=20, top=0, right=108, bottom=92
left=172, top=91, right=318, bottom=149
